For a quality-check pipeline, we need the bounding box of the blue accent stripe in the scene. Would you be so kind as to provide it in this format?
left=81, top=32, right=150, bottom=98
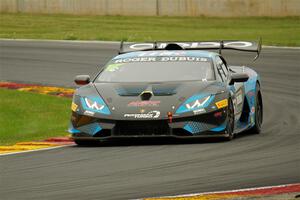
left=68, top=123, right=81, bottom=134
left=183, top=124, right=194, bottom=134
left=77, top=123, right=102, bottom=136
left=183, top=121, right=212, bottom=134
left=210, top=123, right=226, bottom=132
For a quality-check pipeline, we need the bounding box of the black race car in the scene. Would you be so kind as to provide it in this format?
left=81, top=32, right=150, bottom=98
left=69, top=40, right=263, bottom=145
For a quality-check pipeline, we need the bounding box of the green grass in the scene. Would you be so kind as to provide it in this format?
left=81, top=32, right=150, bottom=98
left=0, top=13, right=300, bottom=46
left=0, top=88, right=71, bottom=145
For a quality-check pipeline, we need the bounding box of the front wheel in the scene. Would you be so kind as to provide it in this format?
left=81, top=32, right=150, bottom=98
left=250, top=83, right=263, bottom=134
left=224, top=98, right=235, bottom=141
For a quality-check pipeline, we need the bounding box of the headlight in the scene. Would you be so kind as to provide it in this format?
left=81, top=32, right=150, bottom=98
left=185, top=96, right=211, bottom=110
left=176, top=94, right=214, bottom=114
left=80, top=96, right=111, bottom=115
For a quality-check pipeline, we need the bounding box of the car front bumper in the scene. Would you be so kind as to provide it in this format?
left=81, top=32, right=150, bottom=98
left=69, top=108, right=228, bottom=139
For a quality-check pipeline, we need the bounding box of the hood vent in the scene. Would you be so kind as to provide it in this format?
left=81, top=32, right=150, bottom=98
left=140, top=91, right=153, bottom=101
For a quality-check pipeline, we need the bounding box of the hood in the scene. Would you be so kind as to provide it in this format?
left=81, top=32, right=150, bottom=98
left=93, top=81, right=225, bottom=120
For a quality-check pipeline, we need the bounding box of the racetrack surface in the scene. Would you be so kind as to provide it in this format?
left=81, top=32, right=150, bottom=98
left=0, top=40, right=299, bottom=200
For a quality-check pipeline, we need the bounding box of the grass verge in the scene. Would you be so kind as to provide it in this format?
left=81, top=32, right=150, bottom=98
left=0, top=88, right=71, bottom=145
left=0, top=13, right=300, bottom=46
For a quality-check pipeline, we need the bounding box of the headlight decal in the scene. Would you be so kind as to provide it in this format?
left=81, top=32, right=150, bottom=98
left=186, top=96, right=211, bottom=110
left=81, top=96, right=111, bottom=115
left=84, top=98, right=104, bottom=110
left=176, top=94, right=215, bottom=114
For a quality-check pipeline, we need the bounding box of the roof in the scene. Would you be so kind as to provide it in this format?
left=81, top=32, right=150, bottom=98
left=113, top=50, right=218, bottom=60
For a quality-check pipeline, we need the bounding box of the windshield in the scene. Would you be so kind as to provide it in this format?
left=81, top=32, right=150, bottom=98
left=96, top=56, right=215, bottom=83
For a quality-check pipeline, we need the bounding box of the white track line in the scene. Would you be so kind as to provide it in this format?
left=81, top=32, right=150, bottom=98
left=263, top=45, right=300, bottom=49
left=1, top=38, right=300, bottom=49
left=135, top=183, right=300, bottom=199
left=0, top=38, right=120, bottom=44
left=0, top=144, right=75, bottom=157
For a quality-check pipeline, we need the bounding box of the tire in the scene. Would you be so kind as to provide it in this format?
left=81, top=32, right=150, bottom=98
left=250, top=83, right=263, bottom=134
left=74, top=139, right=95, bottom=146
left=224, top=98, right=235, bottom=141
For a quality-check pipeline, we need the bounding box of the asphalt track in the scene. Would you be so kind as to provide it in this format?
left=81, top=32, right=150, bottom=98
left=0, top=40, right=299, bottom=200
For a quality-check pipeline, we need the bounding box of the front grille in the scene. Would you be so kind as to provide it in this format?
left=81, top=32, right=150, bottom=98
left=114, top=120, right=170, bottom=136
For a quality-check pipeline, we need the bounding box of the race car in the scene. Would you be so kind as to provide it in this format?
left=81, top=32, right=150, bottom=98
left=69, top=40, right=263, bottom=145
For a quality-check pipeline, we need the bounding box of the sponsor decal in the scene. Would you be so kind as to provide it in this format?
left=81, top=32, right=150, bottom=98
left=247, top=91, right=255, bottom=97
left=251, top=106, right=255, bottom=113
left=215, top=99, right=228, bottom=109
left=193, top=108, right=206, bottom=115
left=128, top=100, right=160, bottom=107
left=232, top=89, right=243, bottom=114
left=114, top=57, right=156, bottom=63
left=114, top=56, right=209, bottom=63
left=236, top=90, right=243, bottom=105
left=84, top=110, right=95, bottom=116
left=251, top=116, right=255, bottom=123
left=129, top=41, right=252, bottom=50
left=160, top=57, right=208, bottom=62
left=71, top=102, right=78, bottom=112
left=105, top=63, right=124, bottom=72
left=124, top=110, right=160, bottom=119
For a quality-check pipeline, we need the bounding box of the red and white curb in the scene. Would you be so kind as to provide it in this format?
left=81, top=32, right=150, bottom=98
left=0, top=137, right=75, bottom=156
left=140, top=183, right=300, bottom=199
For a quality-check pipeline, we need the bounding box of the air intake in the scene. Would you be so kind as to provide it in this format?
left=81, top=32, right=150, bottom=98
left=140, top=91, right=153, bottom=101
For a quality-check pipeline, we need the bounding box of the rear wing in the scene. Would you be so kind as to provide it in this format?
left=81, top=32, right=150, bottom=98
left=119, top=39, right=262, bottom=61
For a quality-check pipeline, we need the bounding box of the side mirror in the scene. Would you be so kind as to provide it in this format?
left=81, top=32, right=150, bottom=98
left=229, top=73, right=249, bottom=85
left=74, top=75, right=90, bottom=85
